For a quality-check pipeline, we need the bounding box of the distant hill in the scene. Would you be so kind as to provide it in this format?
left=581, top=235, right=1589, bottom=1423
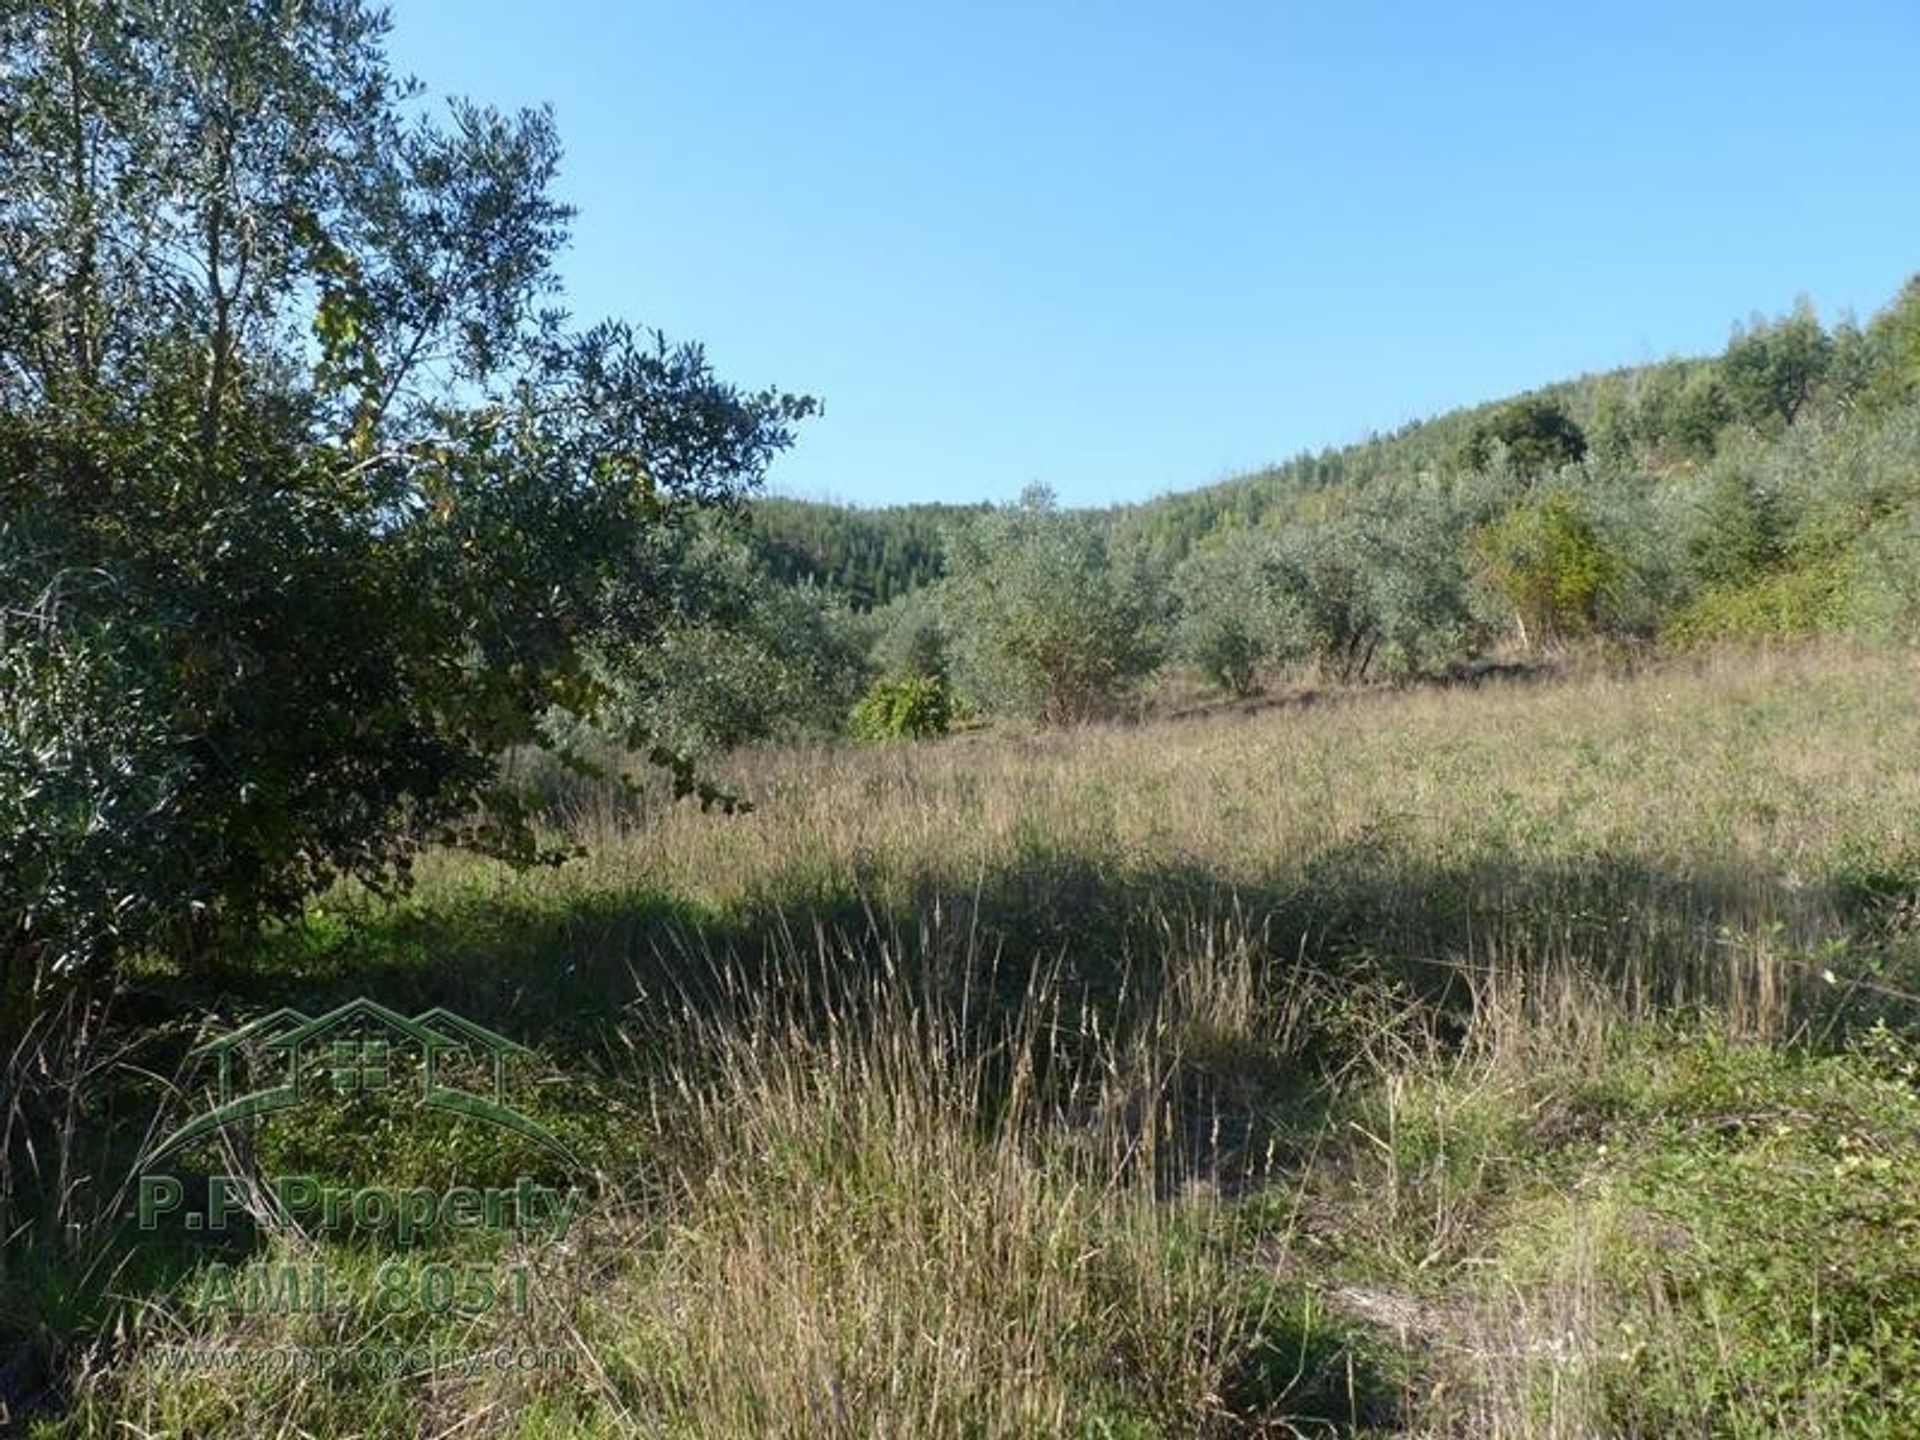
left=746, top=497, right=990, bottom=610
left=748, top=279, right=1918, bottom=678
left=747, top=356, right=1740, bottom=607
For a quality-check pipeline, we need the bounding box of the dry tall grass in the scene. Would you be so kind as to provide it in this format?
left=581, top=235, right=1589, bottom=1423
left=493, top=643, right=1920, bottom=1039
left=30, top=643, right=1920, bottom=1436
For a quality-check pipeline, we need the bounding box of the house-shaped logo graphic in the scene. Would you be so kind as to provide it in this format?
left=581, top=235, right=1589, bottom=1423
left=145, top=998, right=577, bottom=1166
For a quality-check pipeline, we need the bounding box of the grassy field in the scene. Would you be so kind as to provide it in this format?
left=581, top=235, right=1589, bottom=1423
left=12, top=643, right=1920, bottom=1436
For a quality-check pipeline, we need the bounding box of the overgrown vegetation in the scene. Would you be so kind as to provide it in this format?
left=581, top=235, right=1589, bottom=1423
left=847, top=673, right=952, bottom=741
left=0, top=0, right=811, bottom=985
left=747, top=282, right=1920, bottom=713
left=7, top=7, right=1920, bottom=1438
left=9, top=646, right=1920, bottom=1435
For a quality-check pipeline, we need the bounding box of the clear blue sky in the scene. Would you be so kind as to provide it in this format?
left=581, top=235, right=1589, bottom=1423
left=384, top=0, right=1919, bottom=509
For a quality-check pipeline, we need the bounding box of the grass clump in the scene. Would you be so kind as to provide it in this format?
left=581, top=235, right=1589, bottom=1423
left=572, top=938, right=1389, bottom=1437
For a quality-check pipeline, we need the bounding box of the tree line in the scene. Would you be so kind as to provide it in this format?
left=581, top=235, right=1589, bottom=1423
left=704, top=282, right=1920, bottom=734
left=536, top=284, right=1920, bottom=749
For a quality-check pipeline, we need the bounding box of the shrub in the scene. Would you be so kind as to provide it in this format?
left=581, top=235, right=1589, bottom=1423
left=1661, top=554, right=1856, bottom=648
left=1460, top=396, right=1588, bottom=476
left=848, top=675, right=952, bottom=741
left=945, top=487, right=1162, bottom=725
left=1472, top=492, right=1625, bottom=646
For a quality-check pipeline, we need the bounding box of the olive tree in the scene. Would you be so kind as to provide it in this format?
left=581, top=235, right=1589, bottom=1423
left=1172, top=527, right=1276, bottom=696
left=1, top=0, right=811, bottom=980
left=579, top=519, right=869, bottom=760
left=1263, top=503, right=1479, bottom=684
left=946, top=486, right=1162, bottom=724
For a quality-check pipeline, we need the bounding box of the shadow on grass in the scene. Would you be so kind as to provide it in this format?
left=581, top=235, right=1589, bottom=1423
left=1160, top=655, right=1565, bottom=725
left=8, top=830, right=1917, bottom=1433
left=163, top=828, right=1902, bottom=1064
left=83, top=827, right=1910, bottom=1235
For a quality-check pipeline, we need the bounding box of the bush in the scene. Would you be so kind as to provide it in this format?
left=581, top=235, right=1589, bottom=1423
left=848, top=675, right=952, bottom=741
left=1460, top=396, right=1588, bottom=476
left=945, top=487, right=1162, bottom=725
left=583, top=522, right=869, bottom=760
left=1472, top=491, right=1625, bottom=646
left=1661, top=555, right=1856, bottom=648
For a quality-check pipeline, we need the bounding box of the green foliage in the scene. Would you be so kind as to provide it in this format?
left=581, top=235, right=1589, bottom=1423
left=1685, top=460, right=1794, bottom=588
left=710, top=279, right=1917, bottom=709
left=0, top=1, right=810, bottom=976
left=1823, top=317, right=1880, bottom=409
left=1581, top=1034, right=1920, bottom=1434
left=865, top=585, right=954, bottom=682
left=1661, top=555, right=1856, bottom=648
left=1171, top=529, right=1274, bottom=695
left=1587, top=377, right=1637, bottom=464
left=0, top=590, right=194, bottom=977
left=946, top=487, right=1163, bottom=725
left=1460, top=396, right=1588, bottom=475
left=1721, top=299, right=1832, bottom=431
left=1570, top=467, right=1688, bottom=635
left=747, top=497, right=982, bottom=609
left=1472, top=491, right=1625, bottom=645
left=580, top=522, right=869, bottom=760
left=1856, top=500, right=1920, bottom=635
left=1264, top=523, right=1393, bottom=682
left=7, top=8, right=1917, bottom=994
left=1667, top=369, right=1735, bottom=459
left=1615, top=360, right=1726, bottom=462
left=1659, top=407, right=1920, bottom=646
left=1171, top=483, right=1483, bottom=693
left=848, top=674, right=953, bottom=741
left=1863, top=276, right=1920, bottom=412
left=1342, top=483, right=1487, bottom=677
left=710, top=280, right=1920, bottom=717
